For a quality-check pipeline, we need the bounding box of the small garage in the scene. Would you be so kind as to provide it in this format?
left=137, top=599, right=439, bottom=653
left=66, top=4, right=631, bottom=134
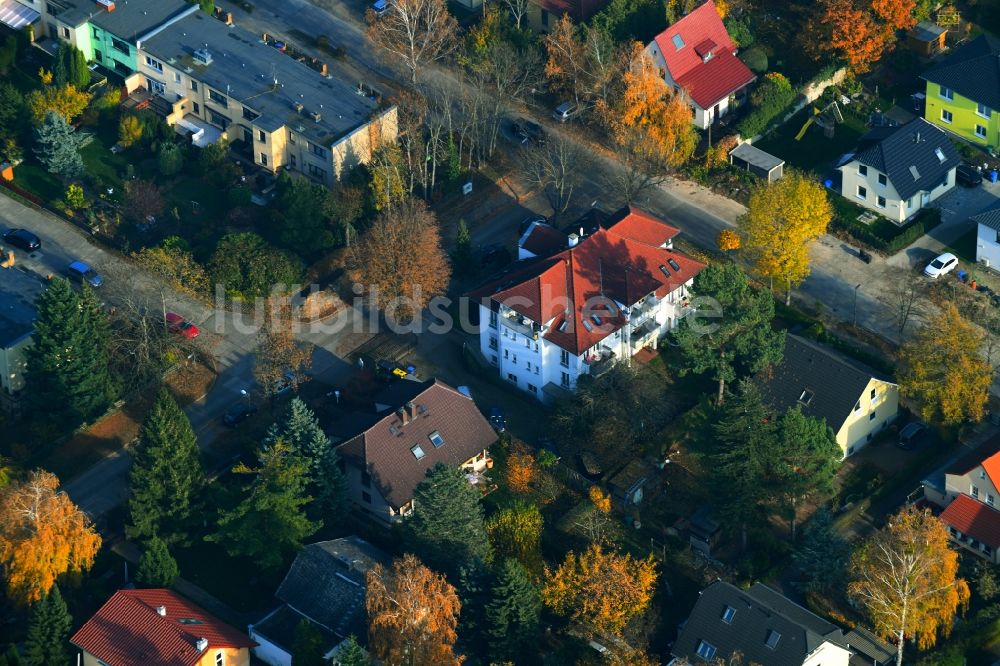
left=729, top=142, right=785, bottom=183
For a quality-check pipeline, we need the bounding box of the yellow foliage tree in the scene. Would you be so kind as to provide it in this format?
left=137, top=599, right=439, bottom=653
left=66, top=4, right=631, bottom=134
left=118, top=115, right=143, bottom=148
left=588, top=485, right=611, bottom=514
left=38, top=67, right=52, bottom=85
left=849, top=505, right=970, bottom=666
left=609, top=42, right=696, bottom=169
left=485, top=501, right=544, bottom=574
left=739, top=171, right=832, bottom=303
left=26, top=84, right=89, bottom=124
left=898, top=302, right=993, bottom=425
left=0, top=470, right=102, bottom=606
left=132, top=242, right=211, bottom=301
left=506, top=442, right=537, bottom=494
left=716, top=229, right=741, bottom=252
left=542, top=544, right=657, bottom=636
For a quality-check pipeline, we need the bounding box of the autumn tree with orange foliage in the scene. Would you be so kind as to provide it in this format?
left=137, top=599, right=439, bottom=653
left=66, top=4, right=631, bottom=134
left=716, top=229, right=741, bottom=252
left=0, top=470, right=102, bottom=606
left=849, top=505, right=970, bottom=666
left=349, top=198, right=451, bottom=322
left=366, top=554, right=463, bottom=666
left=505, top=442, right=537, bottom=494
left=542, top=544, right=657, bottom=636
left=610, top=43, right=696, bottom=169
left=820, top=0, right=916, bottom=74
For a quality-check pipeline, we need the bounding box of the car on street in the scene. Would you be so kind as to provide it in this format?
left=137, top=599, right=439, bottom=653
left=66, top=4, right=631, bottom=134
left=67, top=260, right=103, bottom=288
left=552, top=102, right=579, bottom=122
left=488, top=406, right=506, bottom=432
left=510, top=120, right=530, bottom=145
left=923, top=252, right=958, bottom=279
left=2, top=228, right=41, bottom=252
left=165, top=312, right=200, bottom=339
left=223, top=401, right=258, bottom=426
left=521, top=120, right=545, bottom=145
left=956, top=164, right=983, bottom=187
left=898, top=421, right=928, bottom=449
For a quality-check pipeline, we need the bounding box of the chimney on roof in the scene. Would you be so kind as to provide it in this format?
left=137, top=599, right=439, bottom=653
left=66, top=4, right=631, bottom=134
left=156, top=605, right=166, bottom=616
left=293, top=102, right=304, bottom=113
left=398, top=407, right=409, bottom=426
left=568, top=233, right=579, bottom=248
left=405, top=401, right=417, bottom=421
left=195, top=638, right=208, bottom=652
left=311, top=111, right=322, bottom=123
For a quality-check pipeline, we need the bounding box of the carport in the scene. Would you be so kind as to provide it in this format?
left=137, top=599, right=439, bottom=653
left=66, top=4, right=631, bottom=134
left=729, top=142, right=785, bottom=183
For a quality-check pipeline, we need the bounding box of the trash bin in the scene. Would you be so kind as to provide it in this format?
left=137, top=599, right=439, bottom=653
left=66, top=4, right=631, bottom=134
left=958, top=270, right=967, bottom=282
left=991, top=170, right=998, bottom=183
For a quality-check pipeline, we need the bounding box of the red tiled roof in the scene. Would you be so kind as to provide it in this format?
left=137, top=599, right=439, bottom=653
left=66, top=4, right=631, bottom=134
left=983, top=450, right=1000, bottom=490
left=71, top=589, right=256, bottom=666
left=468, top=207, right=705, bottom=356
left=676, top=50, right=756, bottom=108
left=520, top=223, right=567, bottom=257
left=941, top=494, right=1000, bottom=548
left=652, top=0, right=756, bottom=108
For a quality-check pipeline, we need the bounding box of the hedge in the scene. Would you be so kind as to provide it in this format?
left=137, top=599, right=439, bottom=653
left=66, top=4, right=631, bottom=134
left=831, top=205, right=942, bottom=254
left=737, top=74, right=799, bottom=138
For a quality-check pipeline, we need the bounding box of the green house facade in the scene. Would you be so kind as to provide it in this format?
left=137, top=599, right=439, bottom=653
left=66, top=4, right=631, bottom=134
left=921, top=34, right=1000, bottom=152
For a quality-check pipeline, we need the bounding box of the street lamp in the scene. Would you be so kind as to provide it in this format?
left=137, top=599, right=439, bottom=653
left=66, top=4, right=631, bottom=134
left=240, top=388, right=251, bottom=408
left=852, top=283, right=862, bottom=327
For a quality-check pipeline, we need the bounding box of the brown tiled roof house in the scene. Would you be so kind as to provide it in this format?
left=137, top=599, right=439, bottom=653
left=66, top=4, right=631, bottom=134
left=328, top=378, right=498, bottom=525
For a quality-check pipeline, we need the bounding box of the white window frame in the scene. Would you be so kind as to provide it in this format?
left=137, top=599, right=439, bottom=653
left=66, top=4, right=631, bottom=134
left=976, top=124, right=988, bottom=138
left=144, top=55, right=163, bottom=73
left=877, top=173, right=887, bottom=186
left=876, top=196, right=886, bottom=209
left=857, top=164, right=868, bottom=176
left=978, top=102, right=991, bottom=118
left=215, top=652, right=224, bottom=666
left=939, top=86, right=954, bottom=100
left=941, top=109, right=953, bottom=123
left=856, top=185, right=867, bottom=200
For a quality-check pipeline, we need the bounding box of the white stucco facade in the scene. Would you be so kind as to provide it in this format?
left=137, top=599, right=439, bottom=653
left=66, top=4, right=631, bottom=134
left=977, top=222, right=1000, bottom=269
left=645, top=40, right=735, bottom=129
left=838, top=159, right=955, bottom=224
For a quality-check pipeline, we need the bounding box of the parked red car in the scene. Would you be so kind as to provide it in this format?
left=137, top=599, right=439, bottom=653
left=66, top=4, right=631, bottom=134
left=165, top=312, right=200, bottom=339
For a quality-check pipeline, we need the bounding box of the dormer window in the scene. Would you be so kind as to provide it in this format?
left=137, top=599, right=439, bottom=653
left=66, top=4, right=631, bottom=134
left=935, top=147, right=946, bottom=164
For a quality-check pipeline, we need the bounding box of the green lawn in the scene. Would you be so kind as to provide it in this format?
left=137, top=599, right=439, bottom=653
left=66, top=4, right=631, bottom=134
left=755, top=106, right=868, bottom=175
left=80, top=138, right=128, bottom=189
left=12, top=163, right=63, bottom=204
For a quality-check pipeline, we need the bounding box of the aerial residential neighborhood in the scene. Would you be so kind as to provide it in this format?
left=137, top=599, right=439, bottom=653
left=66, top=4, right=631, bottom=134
left=2, top=0, right=1000, bottom=664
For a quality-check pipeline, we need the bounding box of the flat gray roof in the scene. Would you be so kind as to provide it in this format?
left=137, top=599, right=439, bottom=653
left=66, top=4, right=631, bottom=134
left=48, top=0, right=191, bottom=40
left=910, top=21, right=947, bottom=42
left=141, top=12, right=383, bottom=147
left=730, top=142, right=784, bottom=172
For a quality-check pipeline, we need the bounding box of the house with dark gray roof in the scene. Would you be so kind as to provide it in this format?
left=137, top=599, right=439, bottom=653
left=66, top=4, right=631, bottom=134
left=671, top=581, right=892, bottom=666
left=973, top=206, right=1000, bottom=270
left=757, top=334, right=898, bottom=458
left=838, top=118, right=960, bottom=224
left=921, top=34, right=1000, bottom=150
left=248, top=537, right=388, bottom=666
left=327, top=377, right=498, bottom=525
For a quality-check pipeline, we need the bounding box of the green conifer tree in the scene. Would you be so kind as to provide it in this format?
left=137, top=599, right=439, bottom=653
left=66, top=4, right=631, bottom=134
left=25, top=278, right=115, bottom=426
left=405, top=463, right=490, bottom=576
left=206, top=440, right=320, bottom=569
left=265, top=398, right=345, bottom=515
left=23, top=586, right=71, bottom=666
left=484, top=559, right=541, bottom=662
left=291, top=619, right=325, bottom=666
left=0, top=644, right=21, bottom=666
left=127, top=389, right=204, bottom=543
left=136, top=536, right=181, bottom=587
left=335, top=635, right=369, bottom=666
left=33, top=111, right=84, bottom=179
left=157, top=142, right=183, bottom=176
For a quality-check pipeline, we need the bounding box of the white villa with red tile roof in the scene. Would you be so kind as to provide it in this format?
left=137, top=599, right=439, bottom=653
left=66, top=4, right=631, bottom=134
left=468, top=207, right=704, bottom=401
left=645, top=0, right=756, bottom=129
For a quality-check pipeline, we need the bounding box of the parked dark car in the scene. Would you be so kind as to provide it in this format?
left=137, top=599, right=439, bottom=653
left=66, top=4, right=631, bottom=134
left=956, top=164, right=983, bottom=187
left=897, top=421, right=928, bottom=449
left=479, top=243, right=512, bottom=270
left=2, top=229, right=41, bottom=252
left=223, top=401, right=258, bottom=426
left=510, top=120, right=530, bottom=145
left=521, top=120, right=545, bottom=145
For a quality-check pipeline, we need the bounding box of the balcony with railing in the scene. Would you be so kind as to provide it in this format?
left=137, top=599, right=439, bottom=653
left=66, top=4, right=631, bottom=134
left=500, top=311, right=539, bottom=339
left=584, top=349, right=616, bottom=377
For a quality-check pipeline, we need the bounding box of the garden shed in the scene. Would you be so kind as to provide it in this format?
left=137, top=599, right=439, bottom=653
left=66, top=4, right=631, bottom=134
left=907, top=21, right=947, bottom=56
left=729, top=142, right=785, bottom=182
